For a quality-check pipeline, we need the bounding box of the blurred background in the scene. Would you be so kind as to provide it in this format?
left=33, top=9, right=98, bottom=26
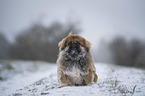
left=0, top=0, right=145, bottom=68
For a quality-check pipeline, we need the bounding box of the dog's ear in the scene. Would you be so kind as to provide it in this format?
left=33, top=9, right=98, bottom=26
left=58, top=32, right=72, bottom=51
left=85, top=40, right=91, bottom=52
left=68, top=32, right=73, bottom=36
left=58, top=38, right=67, bottom=51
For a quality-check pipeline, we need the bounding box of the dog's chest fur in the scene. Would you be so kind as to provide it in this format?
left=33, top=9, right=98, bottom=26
left=61, top=51, right=89, bottom=77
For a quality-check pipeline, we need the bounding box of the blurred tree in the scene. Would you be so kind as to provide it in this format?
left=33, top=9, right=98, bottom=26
left=129, top=39, right=145, bottom=67
left=109, top=37, right=129, bottom=65
left=109, top=36, right=145, bottom=68
left=9, top=21, right=81, bottom=62
left=0, top=33, right=10, bottom=59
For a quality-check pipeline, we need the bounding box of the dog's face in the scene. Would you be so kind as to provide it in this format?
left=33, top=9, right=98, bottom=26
left=58, top=33, right=91, bottom=55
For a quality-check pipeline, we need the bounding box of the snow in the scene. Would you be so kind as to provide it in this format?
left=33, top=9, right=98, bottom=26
left=0, top=61, right=56, bottom=96
left=0, top=60, right=145, bottom=96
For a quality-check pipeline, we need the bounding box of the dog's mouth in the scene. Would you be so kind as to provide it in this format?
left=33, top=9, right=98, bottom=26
left=67, top=41, right=81, bottom=55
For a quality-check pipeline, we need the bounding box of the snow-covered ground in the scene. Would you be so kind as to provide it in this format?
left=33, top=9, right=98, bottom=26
left=0, top=60, right=145, bottom=96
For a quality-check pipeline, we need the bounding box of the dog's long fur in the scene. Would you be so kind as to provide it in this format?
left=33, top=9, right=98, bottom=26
left=57, top=33, right=98, bottom=86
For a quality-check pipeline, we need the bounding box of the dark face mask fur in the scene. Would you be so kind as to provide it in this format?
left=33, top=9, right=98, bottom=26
left=63, top=40, right=88, bottom=72
left=67, top=41, right=81, bottom=55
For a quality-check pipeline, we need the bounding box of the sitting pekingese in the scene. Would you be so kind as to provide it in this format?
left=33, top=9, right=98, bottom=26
left=57, top=33, right=98, bottom=86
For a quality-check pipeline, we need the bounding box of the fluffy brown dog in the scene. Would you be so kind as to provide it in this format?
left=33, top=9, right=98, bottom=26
left=57, top=33, right=98, bottom=86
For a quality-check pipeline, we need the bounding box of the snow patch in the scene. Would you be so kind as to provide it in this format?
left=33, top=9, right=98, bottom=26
left=0, top=61, right=145, bottom=96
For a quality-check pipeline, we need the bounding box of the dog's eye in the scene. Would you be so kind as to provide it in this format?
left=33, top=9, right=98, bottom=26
left=76, top=41, right=80, bottom=45
left=68, top=41, right=72, bottom=45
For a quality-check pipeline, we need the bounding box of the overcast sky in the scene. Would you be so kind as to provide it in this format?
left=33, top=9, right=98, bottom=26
left=0, top=0, right=145, bottom=48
